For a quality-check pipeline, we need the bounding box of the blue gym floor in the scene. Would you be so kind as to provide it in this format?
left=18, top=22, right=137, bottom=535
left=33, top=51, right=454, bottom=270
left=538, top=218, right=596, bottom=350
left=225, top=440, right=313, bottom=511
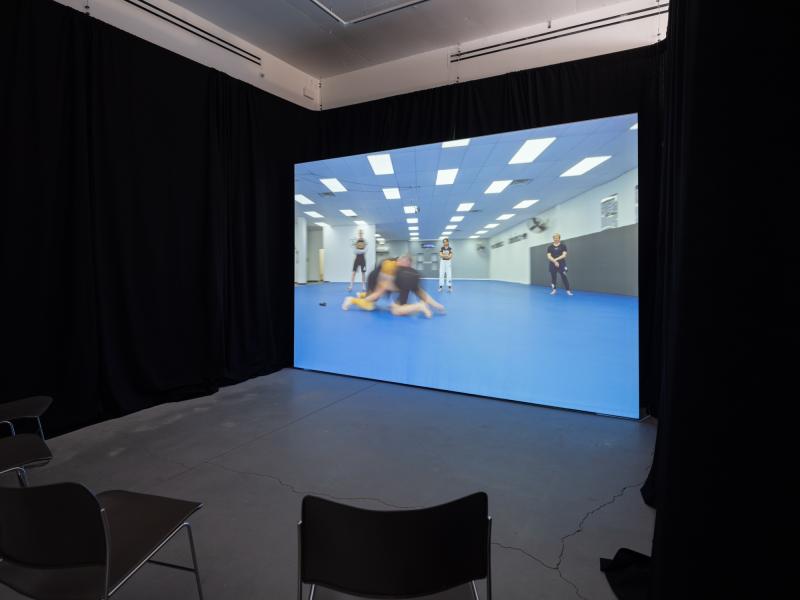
left=294, top=280, right=639, bottom=418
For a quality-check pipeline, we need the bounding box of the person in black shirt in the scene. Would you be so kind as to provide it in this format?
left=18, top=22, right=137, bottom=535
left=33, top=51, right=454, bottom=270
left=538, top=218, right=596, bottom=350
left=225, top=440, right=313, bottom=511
left=547, top=233, right=573, bottom=296
left=348, top=229, right=368, bottom=292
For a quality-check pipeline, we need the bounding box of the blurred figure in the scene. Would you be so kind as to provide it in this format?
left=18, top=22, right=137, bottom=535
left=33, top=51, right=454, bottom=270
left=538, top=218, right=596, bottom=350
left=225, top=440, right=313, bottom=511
left=348, top=229, right=368, bottom=292
left=438, top=238, right=453, bottom=292
left=342, top=256, right=444, bottom=317
left=547, top=233, right=573, bottom=296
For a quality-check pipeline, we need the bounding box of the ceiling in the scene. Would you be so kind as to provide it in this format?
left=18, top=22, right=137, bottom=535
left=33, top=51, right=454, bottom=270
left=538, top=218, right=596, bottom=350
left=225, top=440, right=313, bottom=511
left=167, top=0, right=636, bottom=78
left=295, top=113, right=639, bottom=241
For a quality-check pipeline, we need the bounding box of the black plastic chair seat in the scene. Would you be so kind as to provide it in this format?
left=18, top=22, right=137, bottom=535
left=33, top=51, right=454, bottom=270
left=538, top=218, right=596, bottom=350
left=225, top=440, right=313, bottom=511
left=0, top=396, right=53, bottom=421
left=97, top=490, right=202, bottom=591
left=0, top=434, right=52, bottom=475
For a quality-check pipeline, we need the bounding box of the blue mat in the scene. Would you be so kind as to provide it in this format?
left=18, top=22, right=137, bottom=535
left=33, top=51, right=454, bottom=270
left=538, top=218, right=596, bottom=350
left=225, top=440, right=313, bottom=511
left=295, top=280, right=639, bottom=418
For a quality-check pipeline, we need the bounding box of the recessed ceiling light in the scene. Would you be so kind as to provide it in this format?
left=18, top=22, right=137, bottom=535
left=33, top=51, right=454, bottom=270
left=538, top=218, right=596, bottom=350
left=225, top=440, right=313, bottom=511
left=320, top=178, right=347, bottom=193
left=456, top=203, right=474, bottom=212
left=450, top=216, right=464, bottom=222
left=442, top=138, right=470, bottom=148
left=497, top=214, right=515, bottom=221
left=514, top=199, right=539, bottom=209
left=484, top=180, right=512, bottom=194
left=475, top=230, right=488, bottom=235
left=561, top=156, right=611, bottom=177
left=340, top=209, right=357, bottom=217
left=485, top=223, right=499, bottom=229
left=630, top=122, right=638, bottom=130
left=295, top=194, right=314, bottom=205
left=508, top=137, right=556, bottom=164
left=436, top=168, right=459, bottom=185
left=469, top=235, right=479, bottom=239
left=445, top=225, right=457, bottom=230
left=314, top=222, right=326, bottom=227
left=368, top=154, right=394, bottom=175
left=406, top=218, right=418, bottom=224
left=354, top=220, right=367, bottom=226
left=408, top=226, right=419, bottom=231
left=403, top=205, right=418, bottom=214
left=383, top=187, right=401, bottom=200
left=304, top=211, right=323, bottom=219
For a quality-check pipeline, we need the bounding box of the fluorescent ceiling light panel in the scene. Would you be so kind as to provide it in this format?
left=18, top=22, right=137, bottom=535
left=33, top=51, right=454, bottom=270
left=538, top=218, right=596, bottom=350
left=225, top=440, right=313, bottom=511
left=513, top=199, right=539, bottom=209
left=469, top=235, right=479, bottom=238
left=314, top=222, right=326, bottom=227
left=509, top=137, right=556, bottom=164
left=475, top=230, right=488, bottom=234
left=442, top=138, right=470, bottom=148
left=445, top=225, right=457, bottom=230
left=383, top=187, right=401, bottom=199
left=450, top=216, right=464, bottom=223
left=561, top=156, right=612, bottom=177
left=456, top=203, right=474, bottom=212
left=339, top=209, right=357, bottom=217
left=408, top=226, right=419, bottom=231
left=484, top=180, right=512, bottom=194
left=368, top=154, right=394, bottom=175
left=294, top=194, right=314, bottom=205
left=436, top=168, right=459, bottom=185
left=406, top=218, right=418, bottom=224
left=403, top=205, right=418, bottom=214
left=630, top=122, right=638, bottom=130
left=497, top=214, right=515, bottom=221
left=320, top=178, right=347, bottom=192
left=304, top=211, right=323, bottom=219
left=354, top=220, right=367, bottom=226
left=485, top=223, right=499, bottom=229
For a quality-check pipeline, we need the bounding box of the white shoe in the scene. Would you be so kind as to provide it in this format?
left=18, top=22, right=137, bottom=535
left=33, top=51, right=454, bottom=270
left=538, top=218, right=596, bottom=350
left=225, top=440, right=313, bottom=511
left=347, top=284, right=353, bottom=292
left=438, top=287, right=443, bottom=292
left=566, top=290, right=574, bottom=296
left=448, top=286, right=452, bottom=293
left=550, top=288, right=557, bottom=295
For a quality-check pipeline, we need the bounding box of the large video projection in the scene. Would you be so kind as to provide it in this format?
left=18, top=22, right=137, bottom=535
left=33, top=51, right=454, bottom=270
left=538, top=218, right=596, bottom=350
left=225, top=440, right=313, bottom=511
left=294, top=114, right=639, bottom=418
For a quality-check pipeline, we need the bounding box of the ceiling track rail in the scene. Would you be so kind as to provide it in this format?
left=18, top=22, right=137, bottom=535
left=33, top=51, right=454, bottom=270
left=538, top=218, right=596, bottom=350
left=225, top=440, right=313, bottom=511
left=450, top=4, right=669, bottom=63
left=119, top=0, right=261, bottom=66
left=308, top=0, right=430, bottom=25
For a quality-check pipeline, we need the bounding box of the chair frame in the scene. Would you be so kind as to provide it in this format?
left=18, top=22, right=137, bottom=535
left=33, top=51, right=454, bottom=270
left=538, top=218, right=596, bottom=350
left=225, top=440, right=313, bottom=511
left=296, top=515, right=492, bottom=600
left=99, top=510, right=204, bottom=600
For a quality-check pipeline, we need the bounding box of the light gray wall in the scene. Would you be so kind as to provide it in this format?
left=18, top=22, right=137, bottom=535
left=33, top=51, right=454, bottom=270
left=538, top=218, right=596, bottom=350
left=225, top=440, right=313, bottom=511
left=322, top=224, right=376, bottom=282
left=379, top=239, right=490, bottom=279
left=307, top=229, right=323, bottom=282
left=294, top=216, right=307, bottom=284
left=490, top=169, right=638, bottom=283
left=530, top=224, right=638, bottom=295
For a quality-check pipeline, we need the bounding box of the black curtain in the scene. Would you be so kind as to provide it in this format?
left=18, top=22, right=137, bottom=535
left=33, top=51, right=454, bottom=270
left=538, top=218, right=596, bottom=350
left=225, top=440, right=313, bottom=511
left=1, top=0, right=305, bottom=434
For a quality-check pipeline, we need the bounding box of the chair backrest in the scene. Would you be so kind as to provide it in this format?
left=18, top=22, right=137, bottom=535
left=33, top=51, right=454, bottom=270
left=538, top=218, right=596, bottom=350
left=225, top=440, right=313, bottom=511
left=300, top=492, right=489, bottom=598
left=0, top=482, right=107, bottom=567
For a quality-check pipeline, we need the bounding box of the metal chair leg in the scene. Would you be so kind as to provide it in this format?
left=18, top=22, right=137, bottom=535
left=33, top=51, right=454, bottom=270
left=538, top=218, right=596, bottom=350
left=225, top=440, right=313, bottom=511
left=185, top=523, right=204, bottom=600
left=470, top=580, right=480, bottom=600
left=16, top=467, right=29, bottom=487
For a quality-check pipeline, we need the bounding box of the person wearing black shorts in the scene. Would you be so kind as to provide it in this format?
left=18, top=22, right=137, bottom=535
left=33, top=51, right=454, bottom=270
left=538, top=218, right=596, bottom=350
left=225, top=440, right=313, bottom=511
left=391, top=256, right=445, bottom=317
left=547, top=233, right=573, bottom=296
left=348, top=229, right=368, bottom=292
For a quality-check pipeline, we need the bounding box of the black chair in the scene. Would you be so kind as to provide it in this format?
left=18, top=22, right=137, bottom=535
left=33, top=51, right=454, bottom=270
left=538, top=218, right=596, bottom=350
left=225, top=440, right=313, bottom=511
left=0, top=482, right=204, bottom=600
left=0, top=395, right=53, bottom=438
left=0, top=433, right=52, bottom=486
left=298, top=492, right=492, bottom=599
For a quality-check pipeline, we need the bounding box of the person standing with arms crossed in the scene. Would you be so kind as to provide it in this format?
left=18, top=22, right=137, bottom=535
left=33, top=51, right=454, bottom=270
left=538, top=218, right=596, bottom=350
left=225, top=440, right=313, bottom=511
left=348, top=229, right=368, bottom=292
left=547, top=233, right=573, bottom=296
left=438, top=238, right=454, bottom=293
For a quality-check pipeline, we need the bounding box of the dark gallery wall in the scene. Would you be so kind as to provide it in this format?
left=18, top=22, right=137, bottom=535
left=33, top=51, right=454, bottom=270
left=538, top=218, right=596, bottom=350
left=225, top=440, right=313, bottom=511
left=1, top=0, right=661, bottom=434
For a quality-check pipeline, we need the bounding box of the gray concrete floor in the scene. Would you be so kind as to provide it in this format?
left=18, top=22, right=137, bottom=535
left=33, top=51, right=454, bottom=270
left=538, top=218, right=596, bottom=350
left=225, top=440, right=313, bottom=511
left=1, top=369, right=656, bottom=600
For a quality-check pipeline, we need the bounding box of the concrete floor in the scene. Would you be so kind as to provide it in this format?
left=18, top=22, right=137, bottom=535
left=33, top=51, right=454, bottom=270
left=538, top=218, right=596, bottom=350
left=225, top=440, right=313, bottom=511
left=1, top=369, right=656, bottom=600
